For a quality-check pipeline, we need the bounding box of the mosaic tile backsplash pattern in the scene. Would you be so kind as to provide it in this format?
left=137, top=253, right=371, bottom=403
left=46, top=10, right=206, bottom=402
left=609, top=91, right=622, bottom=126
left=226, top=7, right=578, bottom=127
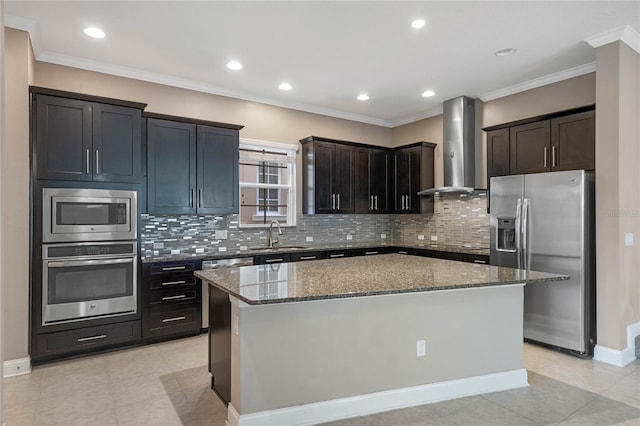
left=141, top=193, right=489, bottom=260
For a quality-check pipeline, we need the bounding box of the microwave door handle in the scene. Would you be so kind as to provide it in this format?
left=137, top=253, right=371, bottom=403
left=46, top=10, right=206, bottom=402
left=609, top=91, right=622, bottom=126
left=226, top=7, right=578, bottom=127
left=515, top=198, right=522, bottom=269
left=46, top=258, right=134, bottom=268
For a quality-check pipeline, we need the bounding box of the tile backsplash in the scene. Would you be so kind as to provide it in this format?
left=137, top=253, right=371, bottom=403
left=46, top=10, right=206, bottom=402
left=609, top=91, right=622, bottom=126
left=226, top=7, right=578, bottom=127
left=141, top=193, right=489, bottom=260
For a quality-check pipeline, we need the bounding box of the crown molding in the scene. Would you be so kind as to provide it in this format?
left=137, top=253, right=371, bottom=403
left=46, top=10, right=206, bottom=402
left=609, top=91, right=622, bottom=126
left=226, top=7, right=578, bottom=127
left=479, top=62, right=596, bottom=102
left=390, top=105, right=444, bottom=127
left=585, top=25, right=640, bottom=55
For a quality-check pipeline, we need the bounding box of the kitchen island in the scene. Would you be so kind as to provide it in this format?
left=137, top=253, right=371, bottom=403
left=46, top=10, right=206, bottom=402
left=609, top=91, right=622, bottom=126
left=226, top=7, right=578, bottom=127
left=195, top=254, right=565, bottom=426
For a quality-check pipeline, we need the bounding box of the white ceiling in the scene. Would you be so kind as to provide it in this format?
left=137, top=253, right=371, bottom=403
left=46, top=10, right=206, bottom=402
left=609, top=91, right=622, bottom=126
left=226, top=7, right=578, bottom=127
left=5, top=1, right=640, bottom=127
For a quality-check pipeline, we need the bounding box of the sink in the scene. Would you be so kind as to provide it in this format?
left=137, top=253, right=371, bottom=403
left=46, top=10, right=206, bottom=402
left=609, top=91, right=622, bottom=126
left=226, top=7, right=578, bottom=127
left=248, top=245, right=308, bottom=251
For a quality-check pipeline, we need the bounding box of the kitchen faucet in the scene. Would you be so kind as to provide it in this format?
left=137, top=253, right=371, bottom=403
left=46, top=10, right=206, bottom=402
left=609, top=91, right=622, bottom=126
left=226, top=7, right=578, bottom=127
left=267, top=220, right=283, bottom=248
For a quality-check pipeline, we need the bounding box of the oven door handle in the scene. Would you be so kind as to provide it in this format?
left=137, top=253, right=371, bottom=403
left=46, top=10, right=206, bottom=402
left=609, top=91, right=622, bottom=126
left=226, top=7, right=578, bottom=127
left=45, top=258, right=135, bottom=268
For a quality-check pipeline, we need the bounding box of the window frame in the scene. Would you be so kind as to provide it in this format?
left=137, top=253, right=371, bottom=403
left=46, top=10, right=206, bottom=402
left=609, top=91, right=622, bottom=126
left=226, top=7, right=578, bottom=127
left=239, top=138, right=297, bottom=228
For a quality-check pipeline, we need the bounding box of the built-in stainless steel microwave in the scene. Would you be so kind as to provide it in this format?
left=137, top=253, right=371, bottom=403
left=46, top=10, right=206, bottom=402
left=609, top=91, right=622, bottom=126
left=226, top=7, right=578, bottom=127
left=42, top=188, right=137, bottom=243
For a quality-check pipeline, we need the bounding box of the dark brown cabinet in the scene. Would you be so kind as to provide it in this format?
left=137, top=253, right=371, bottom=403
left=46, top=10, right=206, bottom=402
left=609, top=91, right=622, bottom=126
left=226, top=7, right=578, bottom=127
left=391, top=142, right=436, bottom=213
left=355, top=147, right=389, bottom=213
left=141, top=260, right=202, bottom=339
left=34, top=94, right=143, bottom=183
left=301, top=137, right=355, bottom=214
left=485, top=107, right=595, bottom=181
left=146, top=116, right=241, bottom=215
left=550, top=111, right=595, bottom=172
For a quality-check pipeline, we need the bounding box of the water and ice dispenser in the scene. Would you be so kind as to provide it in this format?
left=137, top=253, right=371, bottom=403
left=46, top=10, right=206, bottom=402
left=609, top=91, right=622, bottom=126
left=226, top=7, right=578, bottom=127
left=497, top=218, right=516, bottom=251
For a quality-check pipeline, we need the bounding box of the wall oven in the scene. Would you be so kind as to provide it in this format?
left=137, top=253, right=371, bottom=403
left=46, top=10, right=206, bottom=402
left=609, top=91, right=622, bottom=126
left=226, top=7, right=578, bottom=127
left=42, top=241, right=137, bottom=325
left=42, top=188, right=137, bottom=243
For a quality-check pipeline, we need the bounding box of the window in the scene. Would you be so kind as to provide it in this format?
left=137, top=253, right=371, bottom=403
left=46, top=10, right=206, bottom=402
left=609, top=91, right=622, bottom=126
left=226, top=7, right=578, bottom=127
left=239, top=139, right=297, bottom=227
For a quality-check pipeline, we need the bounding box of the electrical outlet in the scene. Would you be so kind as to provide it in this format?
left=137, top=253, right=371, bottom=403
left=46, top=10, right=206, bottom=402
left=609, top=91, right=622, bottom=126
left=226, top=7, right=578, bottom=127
left=416, top=340, right=426, bottom=357
left=306, top=236, right=314, bottom=242
left=196, top=248, right=204, bottom=254
left=418, top=235, right=425, bottom=240
left=431, top=235, right=438, bottom=241
left=346, top=235, right=353, bottom=240
left=625, top=233, right=633, bottom=246
left=218, top=247, right=227, bottom=252
left=153, top=242, right=164, bottom=249
left=381, top=233, right=387, bottom=239
left=215, top=230, right=228, bottom=240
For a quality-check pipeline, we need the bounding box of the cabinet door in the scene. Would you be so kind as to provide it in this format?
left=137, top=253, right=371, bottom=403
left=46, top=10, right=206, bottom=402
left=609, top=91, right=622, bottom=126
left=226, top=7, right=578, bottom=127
left=510, top=121, right=550, bottom=174
left=92, top=103, right=142, bottom=183
left=147, top=119, right=196, bottom=214
left=354, top=148, right=372, bottom=213
left=551, top=111, right=595, bottom=172
left=486, top=128, right=510, bottom=179
left=314, top=142, right=335, bottom=214
left=391, top=150, right=409, bottom=212
left=35, top=95, right=92, bottom=181
left=407, top=146, right=422, bottom=213
left=333, top=144, right=354, bottom=213
left=197, top=125, right=239, bottom=214
left=371, top=149, right=389, bottom=213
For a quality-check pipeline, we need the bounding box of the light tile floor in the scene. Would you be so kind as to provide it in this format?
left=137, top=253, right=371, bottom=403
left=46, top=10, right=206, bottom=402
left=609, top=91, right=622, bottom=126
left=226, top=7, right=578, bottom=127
left=2, top=335, right=639, bottom=425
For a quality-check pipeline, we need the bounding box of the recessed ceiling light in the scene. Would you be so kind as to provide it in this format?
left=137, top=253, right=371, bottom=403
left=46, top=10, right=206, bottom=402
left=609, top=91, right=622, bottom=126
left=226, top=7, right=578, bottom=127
left=357, top=94, right=369, bottom=101
left=422, top=90, right=436, bottom=98
left=83, top=27, right=105, bottom=39
left=411, top=19, right=426, bottom=29
left=279, top=82, right=292, bottom=91
left=495, top=48, right=516, bottom=57
left=226, top=61, right=243, bottom=70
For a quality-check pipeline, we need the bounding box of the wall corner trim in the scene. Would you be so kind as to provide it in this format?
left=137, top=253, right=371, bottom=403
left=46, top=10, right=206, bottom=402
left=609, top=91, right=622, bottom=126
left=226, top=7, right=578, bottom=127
left=228, top=369, right=528, bottom=426
left=584, top=25, right=640, bottom=55
left=3, top=357, right=32, bottom=378
left=593, top=321, right=640, bottom=367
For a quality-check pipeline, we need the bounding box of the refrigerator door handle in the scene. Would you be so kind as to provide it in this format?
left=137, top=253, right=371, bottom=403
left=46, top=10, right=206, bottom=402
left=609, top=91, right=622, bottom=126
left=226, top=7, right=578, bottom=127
left=522, top=198, right=530, bottom=272
left=515, top=198, right=522, bottom=269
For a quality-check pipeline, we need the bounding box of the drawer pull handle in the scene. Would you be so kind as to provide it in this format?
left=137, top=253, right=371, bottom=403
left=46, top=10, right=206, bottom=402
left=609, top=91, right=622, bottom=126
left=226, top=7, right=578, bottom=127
left=162, top=266, right=187, bottom=271
left=162, top=295, right=187, bottom=301
left=266, top=258, right=284, bottom=263
left=77, top=334, right=107, bottom=343
left=473, top=259, right=487, bottom=264
left=398, top=251, right=408, bottom=254
left=365, top=251, right=378, bottom=255
left=161, top=280, right=187, bottom=286
left=329, top=254, right=345, bottom=258
left=162, top=316, right=186, bottom=323
left=299, top=256, right=316, bottom=260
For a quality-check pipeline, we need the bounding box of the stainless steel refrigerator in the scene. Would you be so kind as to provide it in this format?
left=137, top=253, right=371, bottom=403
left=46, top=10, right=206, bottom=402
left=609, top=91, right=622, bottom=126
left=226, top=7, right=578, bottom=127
left=490, top=170, right=595, bottom=356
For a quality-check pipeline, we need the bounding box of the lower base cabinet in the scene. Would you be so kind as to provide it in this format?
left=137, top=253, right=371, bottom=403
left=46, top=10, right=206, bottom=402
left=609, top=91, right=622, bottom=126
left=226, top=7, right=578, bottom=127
left=209, top=285, right=232, bottom=405
left=34, top=320, right=141, bottom=360
left=143, top=303, right=201, bottom=338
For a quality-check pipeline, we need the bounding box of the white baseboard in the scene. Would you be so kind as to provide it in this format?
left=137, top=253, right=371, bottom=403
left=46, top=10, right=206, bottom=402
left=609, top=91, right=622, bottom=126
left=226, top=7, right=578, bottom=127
left=593, top=321, right=640, bottom=367
left=3, top=357, right=32, bottom=378
left=227, top=369, right=528, bottom=426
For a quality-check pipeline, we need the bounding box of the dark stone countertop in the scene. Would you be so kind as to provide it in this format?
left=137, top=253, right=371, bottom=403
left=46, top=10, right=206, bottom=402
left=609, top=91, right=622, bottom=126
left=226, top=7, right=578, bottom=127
left=195, top=254, right=566, bottom=305
left=141, top=242, right=489, bottom=263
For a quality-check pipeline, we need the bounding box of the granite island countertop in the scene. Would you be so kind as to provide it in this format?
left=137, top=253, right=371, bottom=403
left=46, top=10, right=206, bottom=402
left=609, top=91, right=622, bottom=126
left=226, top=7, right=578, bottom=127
left=195, top=253, right=566, bottom=305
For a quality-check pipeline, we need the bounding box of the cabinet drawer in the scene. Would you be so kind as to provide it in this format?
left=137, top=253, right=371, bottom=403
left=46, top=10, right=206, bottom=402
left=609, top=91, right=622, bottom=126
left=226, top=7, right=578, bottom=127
left=143, top=304, right=201, bottom=337
left=147, top=289, right=197, bottom=305
left=253, top=253, right=291, bottom=265
left=148, top=275, right=197, bottom=290
left=149, top=262, right=196, bottom=275
left=290, top=252, right=327, bottom=262
left=36, top=321, right=141, bottom=357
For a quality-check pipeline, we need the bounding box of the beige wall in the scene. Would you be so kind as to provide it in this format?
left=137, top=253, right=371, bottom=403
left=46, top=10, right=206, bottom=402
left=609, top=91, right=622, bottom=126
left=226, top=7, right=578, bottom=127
left=3, top=28, right=32, bottom=362
left=595, top=41, right=640, bottom=351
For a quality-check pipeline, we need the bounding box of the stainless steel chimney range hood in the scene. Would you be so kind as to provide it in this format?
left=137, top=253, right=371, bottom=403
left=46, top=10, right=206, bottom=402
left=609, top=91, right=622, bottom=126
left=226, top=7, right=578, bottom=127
left=418, top=96, right=486, bottom=196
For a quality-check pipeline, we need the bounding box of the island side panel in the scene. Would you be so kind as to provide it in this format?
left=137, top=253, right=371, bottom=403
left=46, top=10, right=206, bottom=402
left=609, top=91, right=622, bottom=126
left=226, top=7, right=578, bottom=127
left=233, top=284, right=525, bottom=415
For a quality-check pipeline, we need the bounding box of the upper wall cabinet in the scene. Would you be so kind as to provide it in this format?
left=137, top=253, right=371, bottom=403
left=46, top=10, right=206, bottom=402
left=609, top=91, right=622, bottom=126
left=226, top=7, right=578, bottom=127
left=146, top=115, right=242, bottom=215
left=33, top=92, right=144, bottom=183
left=484, top=106, right=595, bottom=183
left=391, top=142, right=436, bottom=214
left=355, top=147, right=389, bottom=213
left=300, top=137, right=355, bottom=214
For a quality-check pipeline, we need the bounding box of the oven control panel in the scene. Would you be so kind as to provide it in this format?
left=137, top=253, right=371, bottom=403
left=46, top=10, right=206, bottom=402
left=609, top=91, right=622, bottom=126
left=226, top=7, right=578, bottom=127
left=45, top=242, right=136, bottom=258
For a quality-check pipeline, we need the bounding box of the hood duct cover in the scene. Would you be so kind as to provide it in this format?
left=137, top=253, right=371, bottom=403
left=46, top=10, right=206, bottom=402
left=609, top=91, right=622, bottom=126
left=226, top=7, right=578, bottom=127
left=418, top=96, right=484, bottom=195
